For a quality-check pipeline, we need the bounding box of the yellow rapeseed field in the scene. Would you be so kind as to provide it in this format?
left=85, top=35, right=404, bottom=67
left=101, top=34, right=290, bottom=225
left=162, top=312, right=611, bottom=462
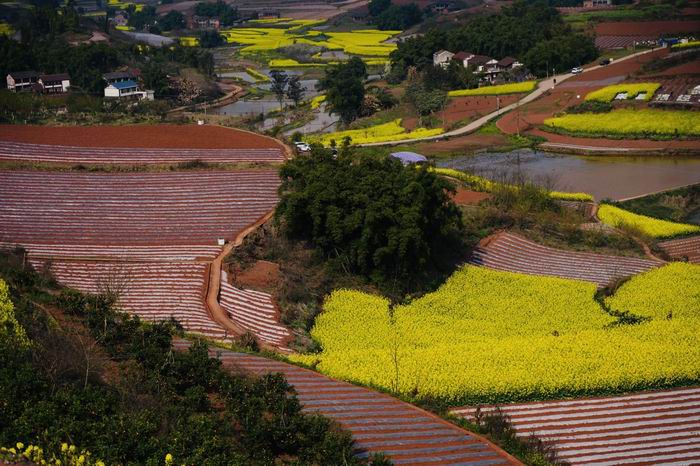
left=448, top=81, right=537, bottom=97
left=605, top=263, right=700, bottom=320
left=672, top=41, right=700, bottom=50
left=598, top=204, right=700, bottom=238
left=308, top=119, right=444, bottom=145
left=544, top=109, right=700, bottom=137
left=310, top=94, right=326, bottom=109
left=291, top=266, right=700, bottom=403
left=585, top=83, right=660, bottom=102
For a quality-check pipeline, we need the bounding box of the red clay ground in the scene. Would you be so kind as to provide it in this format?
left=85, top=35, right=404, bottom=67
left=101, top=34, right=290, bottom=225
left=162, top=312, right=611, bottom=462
left=451, top=188, right=492, bottom=205
left=496, top=48, right=700, bottom=151
left=232, top=260, right=280, bottom=290
left=0, top=124, right=284, bottom=149
left=595, top=20, right=700, bottom=36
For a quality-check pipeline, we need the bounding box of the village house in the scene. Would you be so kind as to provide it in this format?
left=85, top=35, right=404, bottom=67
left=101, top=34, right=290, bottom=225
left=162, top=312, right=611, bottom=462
left=38, top=73, right=71, bottom=94
left=188, top=15, right=221, bottom=30
left=433, top=50, right=455, bottom=68
left=6, top=71, right=39, bottom=92
left=103, top=70, right=139, bottom=85
left=583, top=0, right=612, bottom=7
left=104, top=80, right=154, bottom=100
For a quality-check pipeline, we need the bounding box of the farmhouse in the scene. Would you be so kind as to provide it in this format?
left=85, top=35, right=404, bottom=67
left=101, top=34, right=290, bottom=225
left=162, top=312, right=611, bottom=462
left=103, top=70, right=137, bottom=84
left=433, top=49, right=455, bottom=67
left=104, top=80, right=154, bottom=100
left=38, top=73, right=71, bottom=94
left=189, top=15, right=221, bottom=30
left=583, top=0, right=612, bottom=7
left=6, top=71, right=39, bottom=92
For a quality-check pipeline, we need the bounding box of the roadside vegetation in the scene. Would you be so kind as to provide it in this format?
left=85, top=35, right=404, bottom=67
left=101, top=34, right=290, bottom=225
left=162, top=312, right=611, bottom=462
left=448, top=81, right=537, bottom=97
left=0, top=251, right=381, bottom=466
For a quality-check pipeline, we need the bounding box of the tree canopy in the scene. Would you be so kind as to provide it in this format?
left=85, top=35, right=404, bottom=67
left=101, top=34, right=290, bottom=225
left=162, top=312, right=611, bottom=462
left=276, top=150, right=464, bottom=292
left=389, top=0, right=597, bottom=78
left=319, top=57, right=368, bottom=124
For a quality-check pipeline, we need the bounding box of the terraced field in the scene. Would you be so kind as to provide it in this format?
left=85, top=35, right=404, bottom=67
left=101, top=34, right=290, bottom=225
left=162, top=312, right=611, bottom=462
left=173, top=338, right=517, bottom=466
left=0, top=170, right=280, bottom=248
left=659, top=235, right=700, bottom=264
left=469, top=232, right=662, bottom=287
left=0, top=141, right=285, bottom=165
left=451, top=386, right=700, bottom=465
left=219, top=271, right=292, bottom=349
left=31, top=259, right=229, bottom=339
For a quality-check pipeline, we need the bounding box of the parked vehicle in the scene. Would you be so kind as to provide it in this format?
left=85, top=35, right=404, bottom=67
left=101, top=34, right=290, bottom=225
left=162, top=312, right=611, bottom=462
left=294, top=141, right=311, bottom=152
left=599, top=58, right=612, bottom=66
left=571, top=67, right=583, bottom=74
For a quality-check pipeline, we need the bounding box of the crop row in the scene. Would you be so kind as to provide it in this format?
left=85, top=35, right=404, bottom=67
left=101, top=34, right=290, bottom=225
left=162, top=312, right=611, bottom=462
left=0, top=141, right=284, bottom=165
left=30, top=259, right=229, bottom=339
left=584, top=82, right=660, bottom=102
left=431, top=167, right=594, bottom=201
left=448, top=81, right=537, bottom=97
left=598, top=204, right=700, bottom=238
left=0, top=170, right=280, bottom=247
left=543, top=109, right=700, bottom=137
left=308, top=119, right=444, bottom=146
left=291, top=264, right=700, bottom=404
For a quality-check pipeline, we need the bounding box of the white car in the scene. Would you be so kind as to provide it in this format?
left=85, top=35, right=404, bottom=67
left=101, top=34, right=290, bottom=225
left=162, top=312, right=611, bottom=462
left=571, top=67, right=583, bottom=74
left=294, top=142, right=311, bottom=152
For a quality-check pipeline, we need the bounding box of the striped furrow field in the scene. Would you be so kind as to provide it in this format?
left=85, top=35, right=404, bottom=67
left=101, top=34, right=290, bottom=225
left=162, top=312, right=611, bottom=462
left=32, top=260, right=229, bottom=339
left=451, top=387, right=700, bottom=466
left=659, top=235, right=700, bottom=264
left=0, top=141, right=285, bottom=164
left=219, top=271, right=292, bottom=350
left=0, top=243, right=223, bottom=261
left=0, top=170, right=280, bottom=248
left=173, top=339, right=518, bottom=466
left=469, top=232, right=662, bottom=288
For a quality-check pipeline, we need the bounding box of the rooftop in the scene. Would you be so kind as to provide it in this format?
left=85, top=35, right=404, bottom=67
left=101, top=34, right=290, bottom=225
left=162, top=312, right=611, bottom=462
left=108, top=79, right=139, bottom=90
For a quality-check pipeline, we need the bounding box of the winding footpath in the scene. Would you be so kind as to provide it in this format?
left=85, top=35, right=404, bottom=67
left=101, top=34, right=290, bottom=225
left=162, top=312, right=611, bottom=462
left=173, top=338, right=519, bottom=466
left=361, top=48, right=657, bottom=147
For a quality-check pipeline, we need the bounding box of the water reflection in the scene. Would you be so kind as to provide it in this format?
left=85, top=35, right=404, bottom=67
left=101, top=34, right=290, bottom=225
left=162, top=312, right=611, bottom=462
left=437, top=149, right=700, bottom=201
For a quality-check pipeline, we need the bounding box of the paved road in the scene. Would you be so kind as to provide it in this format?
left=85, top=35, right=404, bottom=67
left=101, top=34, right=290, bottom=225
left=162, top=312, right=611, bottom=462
left=361, top=48, right=657, bottom=147
left=174, top=338, right=520, bottom=465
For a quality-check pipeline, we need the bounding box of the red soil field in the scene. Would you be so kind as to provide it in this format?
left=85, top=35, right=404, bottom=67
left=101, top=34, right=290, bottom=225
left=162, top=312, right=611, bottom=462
left=0, top=170, right=280, bottom=249
left=451, top=386, right=700, bottom=466
left=451, top=188, right=492, bottom=205
left=233, top=260, right=281, bottom=290
left=470, top=232, right=661, bottom=287
left=0, top=124, right=285, bottom=150
left=174, top=338, right=519, bottom=466
left=595, top=20, right=700, bottom=36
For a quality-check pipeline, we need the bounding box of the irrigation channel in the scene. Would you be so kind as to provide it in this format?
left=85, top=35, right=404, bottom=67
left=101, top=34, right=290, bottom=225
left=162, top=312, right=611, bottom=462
left=437, top=149, right=700, bottom=201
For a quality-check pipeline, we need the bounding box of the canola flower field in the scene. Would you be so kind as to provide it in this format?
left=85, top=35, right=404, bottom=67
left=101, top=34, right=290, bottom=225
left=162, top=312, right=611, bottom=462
left=584, top=82, right=660, bottom=102
left=310, top=94, right=326, bottom=109
left=598, top=204, right=700, bottom=238
left=307, top=119, right=444, bottom=145
left=448, top=81, right=537, bottom=97
left=672, top=40, right=700, bottom=50
left=543, top=109, right=700, bottom=137
left=432, top=167, right=594, bottom=202
left=291, top=264, right=700, bottom=404
left=0, top=21, right=12, bottom=36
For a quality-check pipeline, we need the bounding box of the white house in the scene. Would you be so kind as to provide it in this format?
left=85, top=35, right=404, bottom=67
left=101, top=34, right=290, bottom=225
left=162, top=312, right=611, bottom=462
left=433, top=50, right=455, bottom=68
left=6, top=71, right=39, bottom=92
left=38, top=73, right=71, bottom=94
left=104, top=80, right=154, bottom=100
left=453, top=51, right=475, bottom=67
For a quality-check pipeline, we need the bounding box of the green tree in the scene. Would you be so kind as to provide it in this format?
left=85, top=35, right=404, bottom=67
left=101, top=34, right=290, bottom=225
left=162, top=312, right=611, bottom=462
left=269, top=69, right=289, bottom=110
left=276, top=150, right=464, bottom=292
left=198, top=29, right=223, bottom=48
left=369, top=0, right=392, bottom=16
left=285, top=75, right=305, bottom=107
left=319, top=57, right=367, bottom=125
left=159, top=11, right=185, bottom=31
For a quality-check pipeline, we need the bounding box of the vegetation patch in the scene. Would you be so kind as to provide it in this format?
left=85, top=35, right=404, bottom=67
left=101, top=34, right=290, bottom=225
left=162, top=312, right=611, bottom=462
left=291, top=264, right=700, bottom=405
left=432, top=167, right=594, bottom=202
left=598, top=204, right=700, bottom=238
left=543, top=109, right=700, bottom=138
left=584, top=83, right=660, bottom=102
left=672, top=40, right=700, bottom=50
left=448, top=81, right=537, bottom=97
left=307, top=119, right=443, bottom=145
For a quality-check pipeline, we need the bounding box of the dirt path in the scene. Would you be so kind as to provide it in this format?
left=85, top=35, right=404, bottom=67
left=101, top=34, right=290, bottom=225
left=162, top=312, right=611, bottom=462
left=173, top=338, right=521, bottom=466
left=203, top=211, right=280, bottom=351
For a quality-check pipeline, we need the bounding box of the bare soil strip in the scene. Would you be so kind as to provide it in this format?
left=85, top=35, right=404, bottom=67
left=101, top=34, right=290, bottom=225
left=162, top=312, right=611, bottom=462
left=470, top=232, right=662, bottom=288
